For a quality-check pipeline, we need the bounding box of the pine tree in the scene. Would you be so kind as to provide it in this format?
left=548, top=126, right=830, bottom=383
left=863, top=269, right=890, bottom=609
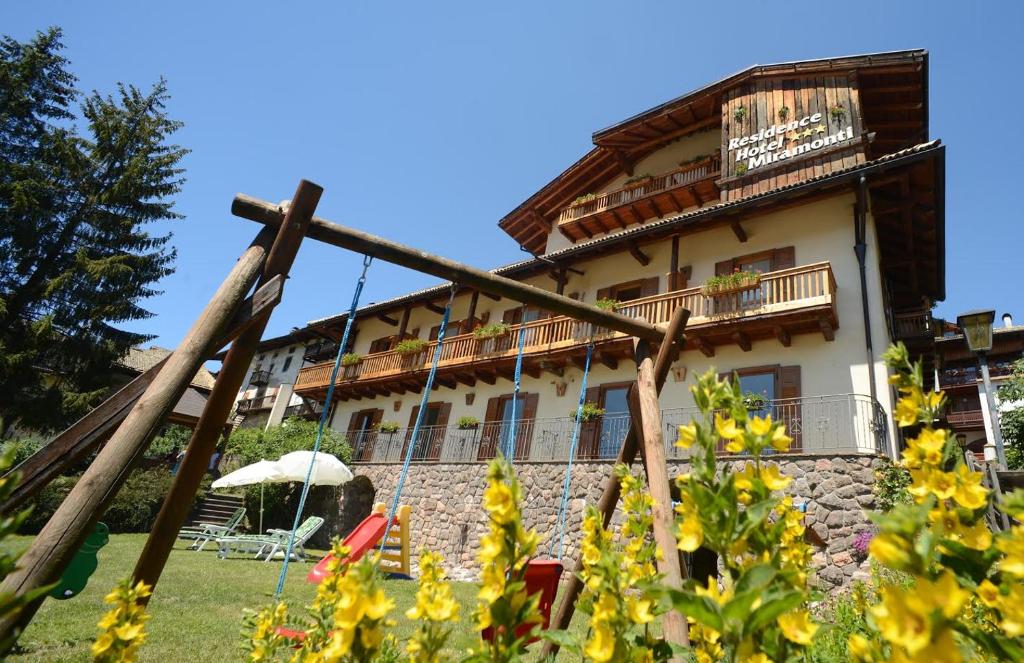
left=0, top=27, right=188, bottom=435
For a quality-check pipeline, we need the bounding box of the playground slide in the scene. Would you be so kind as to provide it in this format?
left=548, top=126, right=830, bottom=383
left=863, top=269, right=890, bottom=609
left=306, top=512, right=388, bottom=584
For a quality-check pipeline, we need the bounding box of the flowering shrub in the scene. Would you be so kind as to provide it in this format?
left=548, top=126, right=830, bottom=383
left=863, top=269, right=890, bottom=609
left=670, top=368, right=817, bottom=662
left=406, top=550, right=459, bottom=662
left=92, top=579, right=152, bottom=663
left=549, top=465, right=671, bottom=662
left=846, top=343, right=1024, bottom=661
left=851, top=529, right=873, bottom=560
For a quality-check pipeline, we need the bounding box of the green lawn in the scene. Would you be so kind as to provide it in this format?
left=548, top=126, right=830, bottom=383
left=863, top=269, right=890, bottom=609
left=3, top=534, right=585, bottom=661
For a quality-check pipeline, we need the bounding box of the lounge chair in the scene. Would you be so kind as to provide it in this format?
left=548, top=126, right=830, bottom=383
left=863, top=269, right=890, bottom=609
left=178, top=506, right=246, bottom=551
left=215, top=516, right=325, bottom=562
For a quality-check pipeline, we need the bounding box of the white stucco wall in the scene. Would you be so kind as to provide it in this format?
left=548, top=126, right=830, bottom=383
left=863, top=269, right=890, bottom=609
left=322, top=193, right=895, bottom=455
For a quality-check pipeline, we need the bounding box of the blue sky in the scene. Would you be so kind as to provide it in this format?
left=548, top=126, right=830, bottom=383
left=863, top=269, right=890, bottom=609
left=3, top=1, right=1022, bottom=349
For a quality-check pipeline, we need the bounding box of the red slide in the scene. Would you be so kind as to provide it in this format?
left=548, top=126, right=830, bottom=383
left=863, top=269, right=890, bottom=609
left=306, top=512, right=388, bottom=584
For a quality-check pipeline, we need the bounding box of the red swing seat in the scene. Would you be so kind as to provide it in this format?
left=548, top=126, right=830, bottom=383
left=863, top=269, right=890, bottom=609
left=482, top=559, right=564, bottom=644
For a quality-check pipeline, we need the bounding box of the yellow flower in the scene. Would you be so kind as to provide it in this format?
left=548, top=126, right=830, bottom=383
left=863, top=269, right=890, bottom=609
left=977, top=579, right=1001, bottom=608
left=847, top=633, right=872, bottom=661
left=997, top=583, right=1024, bottom=636
left=895, top=395, right=920, bottom=427
left=777, top=609, right=818, bottom=645
left=677, top=516, right=703, bottom=552
left=584, top=623, right=615, bottom=663
left=770, top=426, right=793, bottom=452
left=952, top=463, right=988, bottom=509
left=482, top=480, right=516, bottom=525
left=997, top=530, right=1024, bottom=577
left=869, top=532, right=912, bottom=569
left=870, top=586, right=932, bottom=654
left=748, top=414, right=773, bottom=436
left=715, top=413, right=741, bottom=440
left=677, top=423, right=698, bottom=448
left=625, top=596, right=654, bottom=625
left=759, top=464, right=792, bottom=491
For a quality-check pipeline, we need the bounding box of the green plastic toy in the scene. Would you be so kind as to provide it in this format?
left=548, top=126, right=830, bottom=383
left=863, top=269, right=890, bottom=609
left=50, top=522, right=109, bottom=600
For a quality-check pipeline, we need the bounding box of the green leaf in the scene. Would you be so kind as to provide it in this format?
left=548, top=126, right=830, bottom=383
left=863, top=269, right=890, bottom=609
left=665, top=589, right=723, bottom=632
left=539, top=629, right=581, bottom=656
left=743, top=590, right=805, bottom=636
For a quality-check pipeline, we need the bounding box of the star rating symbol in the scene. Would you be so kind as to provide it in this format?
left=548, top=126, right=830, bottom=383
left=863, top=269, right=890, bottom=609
left=813, top=124, right=826, bottom=134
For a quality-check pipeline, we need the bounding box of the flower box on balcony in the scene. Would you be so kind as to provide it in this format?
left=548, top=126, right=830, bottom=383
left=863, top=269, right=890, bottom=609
left=394, top=339, right=429, bottom=355
left=700, top=271, right=762, bottom=297
left=473, top=322, right=511, bottom=340
left=622, top=174, right=653, bottom=191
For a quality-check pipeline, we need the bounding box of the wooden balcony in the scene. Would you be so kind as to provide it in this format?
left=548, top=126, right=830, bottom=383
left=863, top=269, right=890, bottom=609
left=947, top=410, right=984, bottom=428
left=892, top=310, right=935, bottom=340
left=237, top=394, right=276, bottom=413
left=294, top=262, right=838, bottom=401
left=557, top=156, right=721, bottom=241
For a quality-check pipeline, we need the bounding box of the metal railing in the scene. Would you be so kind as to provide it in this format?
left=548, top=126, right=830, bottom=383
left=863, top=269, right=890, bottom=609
left=249, top=370, right=271, bottom=386
left=303, top=341, right=340, bottom=364
left=892, top=310, right=934, bottom=339
left=947, top=409, right=984, bottom=427
left=237, top=394, right=277, bottom=413
left=346, top=394, right=888, bottom=463
left=939, top=360, right=1015, bottom=387
left=284, top=400, right=324, bottom=420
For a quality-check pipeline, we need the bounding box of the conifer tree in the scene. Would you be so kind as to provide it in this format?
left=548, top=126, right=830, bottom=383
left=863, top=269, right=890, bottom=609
left=0, top=27, right=187, bottom=435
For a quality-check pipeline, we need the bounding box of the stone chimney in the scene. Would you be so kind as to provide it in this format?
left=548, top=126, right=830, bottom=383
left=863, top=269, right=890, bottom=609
left=1003, top=312, right=1014, bottom=328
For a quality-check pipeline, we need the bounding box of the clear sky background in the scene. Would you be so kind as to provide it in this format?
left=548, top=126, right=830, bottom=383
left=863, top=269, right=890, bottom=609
left=3, top=2, right=1022, bottom=351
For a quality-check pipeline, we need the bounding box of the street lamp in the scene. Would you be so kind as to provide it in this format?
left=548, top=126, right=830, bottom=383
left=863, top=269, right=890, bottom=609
left=956, top=309, right=1007, bottom=467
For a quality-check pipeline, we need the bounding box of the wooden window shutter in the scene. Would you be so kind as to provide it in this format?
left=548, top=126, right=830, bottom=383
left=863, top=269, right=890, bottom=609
left=772, top=246, right=796, bottom=271
left=715, top=259, right=736, bottom=276
left=579, top=386, right=603, bottom=459
left=403, top=405, right=420, bottom=450
left=502, top=308, right=521, bottom=325
left=515, top=393, right=540, bottom=460
left=640, top=276, right=660, bottom=297
left=346, top=411, right=361, bottom=433
left=585, top=386, right=601, bottom=405
left=777, top=365, right=802, bottom=451
left=435, top=402, right=452, bottom=428
left=595, top=287, right=612, bottom=301
left=371, top=409, right=384, bottom=427
left=426, top=402, right=452, bottom=460
left=478, top=397, right=503, bottom=461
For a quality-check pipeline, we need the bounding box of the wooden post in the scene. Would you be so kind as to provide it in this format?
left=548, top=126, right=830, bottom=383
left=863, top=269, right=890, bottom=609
left=630, top=340, right=689, bottom=649
left=231, top=194, right=665, bottom=343
left=464, top=290, right=479, bottom=335
left=540, top=307, right=689, bottom=659
left=669, top=235, right=680, bottom=290
left=1, top=275, right=284, bottom=514
left=0, top=225, right=279, bottom=651
left=132, top=180, right=322, bottom=597
left=397, top=306, right=411, bottom=340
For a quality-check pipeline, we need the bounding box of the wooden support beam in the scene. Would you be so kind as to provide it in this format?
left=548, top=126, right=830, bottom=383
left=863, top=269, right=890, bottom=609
left=539, top=361, right=565, bottom=377
left=475, top=370, right=497, bottom=386
left=234, top=194, right=669, bottom=344
left=425, top=301, right=446, bottom=315
left=669, top=235, right=680, bottom=290
left=628, top=243, right=651, bottom=266
left=377, top=312, right=399, bottom=326
left=597, top=352, right=619, bottom=370
left=130, top=180, right=321, bottom=604
left=730, top=220, right=748, bottom=243
left=542, top=307, right=690, bottom=659
left=819, top=318, right=836, bottom=341
left=464, top=291, right=479, bottom=335
left=732, top=331, right=751, bottom=352
left=648, top=198, right=664, bottom=218
left=434, top=375, right=457, bottom=390
left=629, top=340, right=689, bottom=650
left=523, top=364, right=541, bottom=380
left=454, top=373, right=477, bottom=387
left=402, top=381, right=422, bottom=394
left=397, top=306, right=411, bottom=339
left=609, top=209, right=629, bottom=229
left=0, top=213, right=291, bottom=647
left=612, top=148, right=635, bottom=176
left=774, top=326, right=792, bottom=347
left=694, top=336, right=715, bottom=357
left=481, top=291, right=501, bottom=301
left=495, top=367, right=516, bottom=382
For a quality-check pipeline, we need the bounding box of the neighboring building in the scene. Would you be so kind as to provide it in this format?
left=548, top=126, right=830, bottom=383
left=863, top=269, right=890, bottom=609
left=229, top=51, right=946, bottom=586
left=114, top=346, right=217, bottom=429
left=934, top=315, right=1024, bottom=460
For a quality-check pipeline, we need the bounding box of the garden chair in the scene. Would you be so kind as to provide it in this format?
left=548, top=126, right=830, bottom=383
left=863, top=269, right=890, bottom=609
left=215, top=516, right=325, bottom=562
left=177, top=506, right=246, bottom=552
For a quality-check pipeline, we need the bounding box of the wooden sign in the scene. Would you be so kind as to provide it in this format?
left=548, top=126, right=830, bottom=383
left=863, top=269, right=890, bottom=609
left=720, top=74, right=866, bottom=201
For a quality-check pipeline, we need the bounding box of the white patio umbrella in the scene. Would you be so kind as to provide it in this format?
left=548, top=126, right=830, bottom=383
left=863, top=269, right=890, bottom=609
left=211, top=459, right=287, bottom=532
left=274, top=450, right=354, bottom=487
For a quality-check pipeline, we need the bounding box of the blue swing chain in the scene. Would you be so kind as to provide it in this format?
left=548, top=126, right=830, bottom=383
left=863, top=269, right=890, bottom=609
left=503, top=305, right=529, bottom=463
left=381, top=284, right=458, bottom=553
left=274, top=255, right=373, bottom=598
left=552, top=342, right=594, bottom=559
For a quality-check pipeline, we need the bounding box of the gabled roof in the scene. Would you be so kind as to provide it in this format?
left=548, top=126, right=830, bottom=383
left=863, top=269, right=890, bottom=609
left=115, top=346, right=218, bottom=390
left=498, top=49, right=929, bottom=254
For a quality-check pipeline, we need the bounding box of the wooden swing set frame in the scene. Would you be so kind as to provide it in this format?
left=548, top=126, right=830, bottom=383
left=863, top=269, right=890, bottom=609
left=0, top=179, right=693, bottom=655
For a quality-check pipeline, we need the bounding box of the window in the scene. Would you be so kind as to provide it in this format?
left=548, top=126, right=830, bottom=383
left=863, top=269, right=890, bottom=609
left=715, top=246, right=795, bottom=277
left=288, top=346, right=295, bottom=354
left=595, top=277, right=659, bottom=304
left=368, top=336, right=393, bottom=354
left=282, top=356, right=293, bottom=373
left=721, top=365, right=802, bottom=450
left=404, top=402, right=452, bottom=461
left=268, top=363, right=276, bottom=375
left=347, top=408, right=384, bottom=461
left=597, top=383, right=632, bottom=458
left=502, top=307, right=548, bottom=325
left=480, top=393, right=539, bottom=460
left=430, top=321, right=464, bottom=341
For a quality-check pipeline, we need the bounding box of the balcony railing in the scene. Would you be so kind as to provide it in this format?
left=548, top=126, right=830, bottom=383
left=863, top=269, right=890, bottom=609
left=938, top=360, right=1016, bottom=388
left=237, top=394, right=277, bottom=413
left=284, top=400, right=324, bottom=420
left=946, top=410, right=984, bottom=427
left=557, top=156, right=722, bottom=226
left=346, top=394, right=888, bottom=463
left=304, top=341, right=340, bottom=364
left=893, top=310, right=934, bottom=339
left=295, top=262, right=837, bottom=393
left=249, top=370, right=271, bottom=386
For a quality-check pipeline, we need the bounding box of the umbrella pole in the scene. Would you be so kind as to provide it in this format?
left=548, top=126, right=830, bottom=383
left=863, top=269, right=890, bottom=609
left=260, top=483, right=264, bottom=533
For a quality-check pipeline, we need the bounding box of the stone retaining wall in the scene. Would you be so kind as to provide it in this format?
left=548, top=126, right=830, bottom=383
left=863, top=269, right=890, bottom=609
left=352, top=454, right=882, bottom=589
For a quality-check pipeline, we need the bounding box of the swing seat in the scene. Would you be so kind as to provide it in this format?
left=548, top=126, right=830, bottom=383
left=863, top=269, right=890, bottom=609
left=482, top=559, right=563, bottom=644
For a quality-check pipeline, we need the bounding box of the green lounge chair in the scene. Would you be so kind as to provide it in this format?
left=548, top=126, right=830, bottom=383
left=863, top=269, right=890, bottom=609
left=216, top=516, right=325, bottom=562
left=178, top=507, right=246, bottom=552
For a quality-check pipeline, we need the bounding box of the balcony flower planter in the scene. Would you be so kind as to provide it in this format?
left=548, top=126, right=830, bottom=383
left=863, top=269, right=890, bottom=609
left=572, top=402, right=605, bottom=423
left=472, top=323, right=511, bottom=340
left=377, top=422, right=400, bottom=434
left=623, top=174, right=653, bottom=191
left=457, top=416, right=480, bottom=430
left=340, top=353, right=361, bottom=366
left=394, top=339, right=429, bottom=355
left=700, top=271, right=761, bottom=297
